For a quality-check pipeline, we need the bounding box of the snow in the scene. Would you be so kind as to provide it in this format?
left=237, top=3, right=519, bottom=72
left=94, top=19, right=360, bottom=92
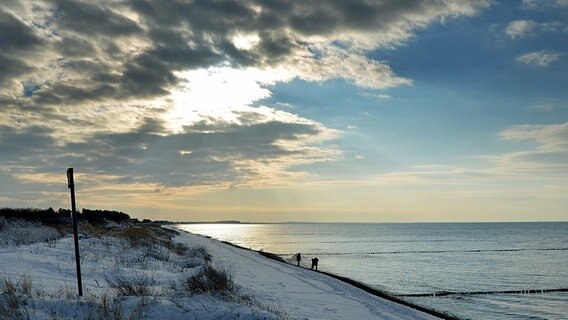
left=0, top=220, right=440, bottom=319
left=172, top=226, right=439, bottom=320
left=0, top=217, right=59, bottom=247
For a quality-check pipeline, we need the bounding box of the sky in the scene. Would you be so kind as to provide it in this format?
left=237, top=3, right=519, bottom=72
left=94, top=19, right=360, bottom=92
left=0, top=0, right=567, bottom=222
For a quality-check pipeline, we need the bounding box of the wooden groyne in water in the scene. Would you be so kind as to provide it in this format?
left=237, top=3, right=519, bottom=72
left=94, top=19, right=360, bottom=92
left=398, top=288, right=568, bottom=297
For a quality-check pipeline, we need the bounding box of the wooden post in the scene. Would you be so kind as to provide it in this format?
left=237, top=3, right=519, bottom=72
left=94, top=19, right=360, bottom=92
left=66, top=168, right=83, bottom=296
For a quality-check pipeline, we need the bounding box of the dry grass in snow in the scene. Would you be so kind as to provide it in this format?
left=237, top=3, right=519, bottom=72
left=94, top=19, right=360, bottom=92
left=0, top=218, right=287, bottom=319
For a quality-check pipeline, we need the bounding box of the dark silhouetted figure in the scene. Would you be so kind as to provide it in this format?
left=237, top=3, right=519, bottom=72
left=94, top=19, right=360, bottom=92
left=311, top=257, right=319, bottom=270
left=296, top=253, right=301, bottom=266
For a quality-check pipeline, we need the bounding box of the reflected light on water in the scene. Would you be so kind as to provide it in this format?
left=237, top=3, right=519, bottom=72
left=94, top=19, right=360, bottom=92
left=178, top=224, right=267, bottom=250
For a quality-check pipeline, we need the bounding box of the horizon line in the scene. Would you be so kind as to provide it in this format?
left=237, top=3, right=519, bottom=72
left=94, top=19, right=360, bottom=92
left=175, top=220, right=568, bottom=224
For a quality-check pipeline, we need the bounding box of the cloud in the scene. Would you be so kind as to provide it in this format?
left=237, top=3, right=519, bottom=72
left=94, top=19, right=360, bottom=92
left=516, top=50, right=562, bottom=67
left=505, top=19, right=562, bottom=39
left=0, top=111, right=340, bottom=189
left=369, top=165, right=493, bottom=186
left=0, top=8, right=45, bottom=92
left=531, top=103, right=566, bottom=111
left=0, top=125, right=56, bottom=163
left=521, top=0, right=568, bottom=10
left=0, top=0, right=493, bottom=207
left=500, top=122, right=568, bottom=152
left=0, top=0, right=494, bottom=142
left=469, top=122, right=568, bottom=177
left=365, top=123, right=568, bottom=186
left=359, top=92, right=393, bottom=99
left=0, top=0, right=491, bottom=105
left=53, top=0, right=142, bottom=36
left=295, top=49, right=412, bottom=89
left=506, top=20, right=539, bottom=38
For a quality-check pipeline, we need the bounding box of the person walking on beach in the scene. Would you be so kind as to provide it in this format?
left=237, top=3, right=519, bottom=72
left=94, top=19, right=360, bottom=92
left=311, top=257, right=319, bottom=271
left=296, top=253, right=301, bottom=266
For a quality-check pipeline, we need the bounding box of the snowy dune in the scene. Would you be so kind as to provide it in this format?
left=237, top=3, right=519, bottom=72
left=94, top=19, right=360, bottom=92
left=0, top=219, right=282, bottom=319
left=0, top=218, right=441, bottom=319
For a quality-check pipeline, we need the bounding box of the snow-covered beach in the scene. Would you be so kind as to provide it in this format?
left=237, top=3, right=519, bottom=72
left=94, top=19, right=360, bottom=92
left=171, top=226, right=441, bottom=320
left=0, top=216, right=442, bottom=319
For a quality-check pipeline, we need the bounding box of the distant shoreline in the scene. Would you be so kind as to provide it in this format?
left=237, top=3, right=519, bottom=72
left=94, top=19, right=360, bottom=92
left=175, top=226, right=461, bottom=320
left=180, top=220, right=243, bottom=224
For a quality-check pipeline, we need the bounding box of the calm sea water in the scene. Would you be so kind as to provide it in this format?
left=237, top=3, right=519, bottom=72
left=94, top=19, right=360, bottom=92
left=179, top=222, right=568, bottom=320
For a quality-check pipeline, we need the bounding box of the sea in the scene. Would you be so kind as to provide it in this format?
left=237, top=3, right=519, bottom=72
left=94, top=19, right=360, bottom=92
left=179, top=222, right=568, bottom=320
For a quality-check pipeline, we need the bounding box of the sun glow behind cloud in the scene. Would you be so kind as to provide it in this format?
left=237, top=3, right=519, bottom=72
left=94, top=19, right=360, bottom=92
left=166, top=66, right=295, bottom=131
left=231, top=33, right=261, bottom=51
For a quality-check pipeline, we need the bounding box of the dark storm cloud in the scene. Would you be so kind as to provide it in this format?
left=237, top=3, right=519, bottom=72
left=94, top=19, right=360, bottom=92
left=0, top=116, right=327, bottom=187
left=61, top=118, right=322, bottom=186
left=117, top=42, right=224, bottom=98
left=130, top=0, right=256, bottom=30
left=0, top=8, right=43, bottom=85
left=33, top=82, right=119, bottom=105
left=57, top=36, right=97, bottom=57
left=256, top=32, right=296, bottom=62
left=0, top=54, right=33, bottom=85
left=287, top=0, right=428, bottom=35
left=0, top=125, right=56, bottom=164
left=0, top=9, right=43, bottom=52
left=0, top=125, right=54, bottom=150
left=58, top=59, right=115, bottom=76
left=128, top=0, right=454, bottom=44
left=130, top=0, right=423, bottom=37
left=50, top=0, right=141, bottom=36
